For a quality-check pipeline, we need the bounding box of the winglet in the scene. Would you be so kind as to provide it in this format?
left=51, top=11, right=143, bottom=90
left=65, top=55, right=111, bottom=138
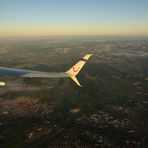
left=66, top=54, right=93, bottom=87
left=70, top=76, right=82, bottom=87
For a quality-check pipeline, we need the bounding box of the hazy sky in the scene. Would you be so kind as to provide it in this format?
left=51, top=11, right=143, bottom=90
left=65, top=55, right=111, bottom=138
left=0, top=0, right=148, bottom=36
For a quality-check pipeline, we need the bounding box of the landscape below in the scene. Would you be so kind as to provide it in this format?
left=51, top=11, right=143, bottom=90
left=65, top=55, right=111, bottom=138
left=0, top=37, right=148, bottom=147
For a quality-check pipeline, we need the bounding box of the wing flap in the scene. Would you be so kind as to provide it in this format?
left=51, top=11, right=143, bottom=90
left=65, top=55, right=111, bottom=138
left=22, top=72, right=69, bottom=78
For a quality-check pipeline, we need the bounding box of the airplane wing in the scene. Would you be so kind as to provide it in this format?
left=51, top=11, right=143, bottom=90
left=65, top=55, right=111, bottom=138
left=0, top=67, right=69, bottom=78
left=0, top=54, right=93, bottom=87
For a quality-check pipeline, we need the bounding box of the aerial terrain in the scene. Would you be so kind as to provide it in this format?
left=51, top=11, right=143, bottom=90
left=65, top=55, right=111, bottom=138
left=0, top=36, right=148, bottom=147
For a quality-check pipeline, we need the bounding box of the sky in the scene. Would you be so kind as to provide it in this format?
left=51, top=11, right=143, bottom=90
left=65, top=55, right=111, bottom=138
left=0, top=0, right=148, bottom=36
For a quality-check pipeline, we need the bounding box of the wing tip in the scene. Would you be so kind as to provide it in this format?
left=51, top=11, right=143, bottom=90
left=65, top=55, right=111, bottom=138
left=83, top=54, right=93, bottom=60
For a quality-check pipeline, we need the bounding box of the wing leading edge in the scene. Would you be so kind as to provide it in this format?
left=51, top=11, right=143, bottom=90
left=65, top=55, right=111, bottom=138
left=0, top=54, right=93, bottom=87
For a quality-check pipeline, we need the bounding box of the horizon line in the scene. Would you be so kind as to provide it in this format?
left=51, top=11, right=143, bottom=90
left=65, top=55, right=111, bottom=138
left=1, top=34, right=148, bottom=37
